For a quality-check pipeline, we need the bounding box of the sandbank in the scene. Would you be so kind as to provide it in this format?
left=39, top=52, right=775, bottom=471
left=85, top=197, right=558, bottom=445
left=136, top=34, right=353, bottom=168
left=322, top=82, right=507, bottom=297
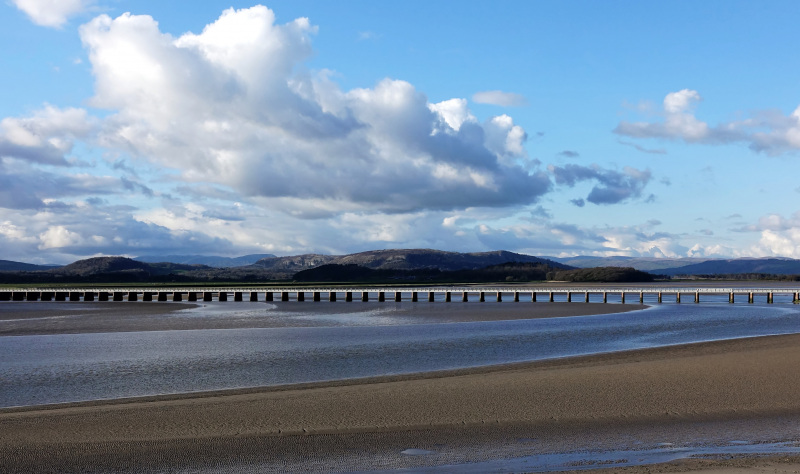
left=2, top=332, right=800, bottom=472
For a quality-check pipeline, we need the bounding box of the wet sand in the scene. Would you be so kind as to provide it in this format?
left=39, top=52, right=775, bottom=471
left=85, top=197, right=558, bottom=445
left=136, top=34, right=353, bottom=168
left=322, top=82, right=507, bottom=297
left=0, top=300, right=646, bottom=335
left=2, top=331, right=800, bottom=472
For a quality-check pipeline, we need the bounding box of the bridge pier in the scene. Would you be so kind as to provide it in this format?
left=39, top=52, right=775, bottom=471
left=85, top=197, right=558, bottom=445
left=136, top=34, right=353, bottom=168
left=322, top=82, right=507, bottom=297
left=748, top=292, right=753, bottom=304
left=346, top=292, right=353, bottom=302
left=297, top=292, right=304, bottom=302
left=479, top=291, right=485, bottom=302
left=158, top=292, right=168, bottom=302
left=603, top=292, right=607, bottom=303
left=282, top=292, right=289, bottom=302
left=549, top=292, right=554, bottom=303
left=496, top=292, right=502, bottom=302
left=0, top=292, right=10, bottom=301
left=694, top=292, right=699, bottom=303
left=69, top=292, right=81, bottom=302
left=428, top=292, right=435, bottom=302
left=203, top=292, right=213, bottom=302
left=313, top=292, right=320, bottom=302
left=173, top=292, right=183, bottom=302
left=567, top=292, right=571, bottom=303
left=531, top=292, right=536, bottom=302
left=266, top=292, right=274, bottom=302
left=794, top=292, right=799, bottom=304
left=127, top=291, right=137, bottom=302
left=412, top=292, right=418, bottom=302
left=768, top=292, right=773, bottom=304
left=462, top=292, right=468, bottom=302
left=445, top=291, right=451, bottom=302
left=55, top=292, right=67, bottom=301
left=234, top=292, right=243, bottom=302
left=378, top=292, right=385, bottom=302
left=658, top=292, right=662, bottom=303
left=395, top=292, right=401, bottom=302
left=219, top=292, right=228, bottom=302
left=112, top=292, right=124, bottom=302
left=41, top=292, right=54, bottom=301
left=639, top=292, right=644, bottom=304
left=676, top=293, right=681, bottom=303
left=620, top=292, right=625, bottom=304
left=97, top=292, right=109, bottom=302
left=11, top=292, right=24, bottom=301
left=729, top=292, right=734, bottom=304
left=26, top=291, right=40, bottom=301
left=514, top=292, right=520, bottom=302
left=362, top=291, right=368, bottom=302
left=329, top=292, right=336, bottom=302
left=585, top=292, right=590, bottom=303
left=188, top=292, right=198, bottom=302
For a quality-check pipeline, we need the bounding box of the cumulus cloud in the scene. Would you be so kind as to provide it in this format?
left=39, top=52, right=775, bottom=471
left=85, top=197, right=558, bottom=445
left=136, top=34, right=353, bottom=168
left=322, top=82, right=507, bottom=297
left=615, top=89, right=800, bottom=155
left=11, top=0, right=90, bottom=28
left=472, top=90, right=528, bottom=107
left=0, top=106, right=92, bottom=165
left=77, top=7, right=549, bottom=215
left=548, top=164, right=652, bottom=205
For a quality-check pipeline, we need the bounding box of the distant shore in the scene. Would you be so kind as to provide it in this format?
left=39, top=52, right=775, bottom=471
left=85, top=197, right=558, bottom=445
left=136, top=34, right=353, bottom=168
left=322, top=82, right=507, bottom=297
left=3, top=330, right=800, bottom=472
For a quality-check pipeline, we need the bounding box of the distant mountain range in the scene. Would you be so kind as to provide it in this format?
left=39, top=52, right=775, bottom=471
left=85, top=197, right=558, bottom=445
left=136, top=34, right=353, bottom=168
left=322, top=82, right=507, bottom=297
left=4, top=251, right=800, bottom=283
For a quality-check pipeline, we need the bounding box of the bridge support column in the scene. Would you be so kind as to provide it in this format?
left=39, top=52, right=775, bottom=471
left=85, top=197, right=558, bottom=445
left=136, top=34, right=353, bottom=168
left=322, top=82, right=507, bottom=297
left=794, top=292, right=799, bottom=304
left=549, top=292, right=554, bottom=302
left=219, top=292, right=228, bottom=302
left=41, top=292, right=54, bottom=301
left=694, top=292, right=699, bottom=303
left=768, top=292, right=773, bottom=304
left=412, top=292, right=418, bottom=302
left=676, top=293, right=681, bottom=303
left=603, top=292, right=607, bottom=303
left=55, top=292, right=67, bottom=301
left=173, top=292, right=183, bottom=302
left=658, top=292, right=662, bottom=303
left=462, top=292, right=468, bottom=302
left=479, top=291, right=485, bottom=302
left=394, top=292, right=401, bottom=302
left=496, top=292, right=502, bottom=302
left=113, top=292, right=124, bottom=302
left=346, top=292, right=353, bottom=302
left=297, top=292, right=304, bottom=302
left=203, top=292, right=213, bottom=302
left=748, top=292, right=753, bottom=304
left=281, top=292, right=289, bottom=302
left=127, top=292, right=138, bottom=302
left=445, top=291, right=451, bottom=302
left=585, top=292, right=590, bottom=303
left=250, top=291, right=259, bottom=302
left=329, top=292, right=336, bottom=302
left=378, top=292, right=385, bottom=302
left=234, top=292, right=243, bottom=302
left=0, top=292, right=10, bottom=301
left=26, top=292, right=41, bottom=301
left=12, top=292, right=24, bottom=301
left=639, top=292, right=644, bottom=304
left=266, top=292, right=273, bottom=302
left=313, top=292, right=320, bottom=302
left=567, top=292, right=571, bottom=303
left=621, top=292, right=625, bottom=304
left=428, top=292, right=435, bottom=302
left=142, top=292, right=152, bottom=302
left=729, top=292, right=734, bottom=304
left=69, top=292, right=81, bottom=302
left=514, top=292, right=520, bottom=302
left=531, top=292, right=536, bottom=302
left=158, top=292, right=168, bottom=302
left=189, top=292, right=198, bottom=302
left=362, top=292, right=368, bottom=302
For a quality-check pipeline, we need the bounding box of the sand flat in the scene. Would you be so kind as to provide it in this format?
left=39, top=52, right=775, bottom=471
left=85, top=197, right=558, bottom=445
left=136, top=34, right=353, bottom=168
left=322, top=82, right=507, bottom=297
left=3, top=332, right=800, bottom=472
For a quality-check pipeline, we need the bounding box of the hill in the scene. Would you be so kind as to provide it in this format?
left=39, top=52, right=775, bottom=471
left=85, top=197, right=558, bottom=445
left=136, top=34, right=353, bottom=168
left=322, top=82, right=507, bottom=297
left=134, top=254, right=275, bottom=267
left=658, top=258, right=800, bottom=277
left=0, top=260, right=58, bottom=272
left=545, top=256, right=708, bottom=272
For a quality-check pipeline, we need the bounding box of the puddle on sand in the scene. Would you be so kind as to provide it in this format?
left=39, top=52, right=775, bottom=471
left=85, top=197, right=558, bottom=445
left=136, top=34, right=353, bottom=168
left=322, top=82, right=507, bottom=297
left=385, top=441, right=800, bottom=473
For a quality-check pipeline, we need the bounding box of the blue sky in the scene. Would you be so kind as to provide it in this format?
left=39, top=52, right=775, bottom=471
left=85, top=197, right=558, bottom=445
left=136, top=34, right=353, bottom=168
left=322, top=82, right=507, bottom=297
left=2, top=0, right=800, bottom=264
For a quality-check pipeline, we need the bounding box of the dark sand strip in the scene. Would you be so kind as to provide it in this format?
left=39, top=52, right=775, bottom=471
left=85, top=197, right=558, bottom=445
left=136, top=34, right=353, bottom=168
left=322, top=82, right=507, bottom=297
left=3, top=332, right=800, bottom=472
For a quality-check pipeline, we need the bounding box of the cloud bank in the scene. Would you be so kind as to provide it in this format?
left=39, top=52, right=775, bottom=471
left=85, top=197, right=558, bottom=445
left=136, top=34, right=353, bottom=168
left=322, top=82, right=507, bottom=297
left=11, top=0, right=90, bottom=27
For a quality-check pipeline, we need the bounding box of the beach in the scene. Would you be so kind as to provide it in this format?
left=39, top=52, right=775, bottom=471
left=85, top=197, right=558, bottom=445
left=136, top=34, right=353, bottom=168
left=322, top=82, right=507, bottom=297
left=2, top=300, right=800, bottom=472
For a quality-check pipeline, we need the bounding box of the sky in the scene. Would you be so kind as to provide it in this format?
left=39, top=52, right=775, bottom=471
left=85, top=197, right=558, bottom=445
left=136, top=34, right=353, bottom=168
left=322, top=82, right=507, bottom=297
left=2, top=0, right=800, bottom=264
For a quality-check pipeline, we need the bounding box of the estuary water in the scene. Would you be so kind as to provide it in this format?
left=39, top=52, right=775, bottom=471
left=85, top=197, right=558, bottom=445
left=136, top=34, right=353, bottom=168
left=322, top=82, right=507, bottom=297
left=2, top=300, right=800, bottom=408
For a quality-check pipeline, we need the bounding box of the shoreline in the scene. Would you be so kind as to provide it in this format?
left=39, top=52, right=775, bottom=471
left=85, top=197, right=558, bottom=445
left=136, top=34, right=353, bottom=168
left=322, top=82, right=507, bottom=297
left=4, top=332, right=800, bottom=472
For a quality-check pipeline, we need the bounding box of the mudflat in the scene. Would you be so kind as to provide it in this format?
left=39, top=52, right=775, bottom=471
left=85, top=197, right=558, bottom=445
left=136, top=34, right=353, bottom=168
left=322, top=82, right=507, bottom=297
left=2, top=331, right=800, bottom=472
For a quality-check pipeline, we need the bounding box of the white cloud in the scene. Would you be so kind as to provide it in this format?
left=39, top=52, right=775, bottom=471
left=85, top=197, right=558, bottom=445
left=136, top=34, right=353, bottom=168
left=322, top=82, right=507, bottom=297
left=0, top=105, right=93, bottom=165
left=472, top=90, right=528, bottom=107
left=615, top=89, right=800, bottom=155
left=12, top=0, right=90, bottom=28
left=78, top=7, right=550, bottom=214
left=39, top=225, right=83, bottom=249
